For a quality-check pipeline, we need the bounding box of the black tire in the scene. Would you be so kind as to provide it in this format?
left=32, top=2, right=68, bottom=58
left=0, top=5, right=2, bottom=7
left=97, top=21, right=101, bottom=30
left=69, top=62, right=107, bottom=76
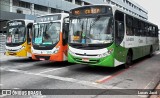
left=149, top=47, right=153, bottom=57
left=28, top=57, right=32, bottom=60
left=125, top=51, right=132, bottom=69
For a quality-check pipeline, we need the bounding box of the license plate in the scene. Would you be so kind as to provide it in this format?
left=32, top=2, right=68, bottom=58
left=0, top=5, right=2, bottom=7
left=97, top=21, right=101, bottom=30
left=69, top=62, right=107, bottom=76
left=9, top=52, right=16, bottom=55
left=40, top=58, right=45, bottom=61
left=82, top=58, right=89, bottom=62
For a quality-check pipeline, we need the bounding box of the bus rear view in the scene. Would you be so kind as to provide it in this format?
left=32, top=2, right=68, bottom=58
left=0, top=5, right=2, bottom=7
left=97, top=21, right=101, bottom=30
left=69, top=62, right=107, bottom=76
left=31, top=13, right=69, bottom=61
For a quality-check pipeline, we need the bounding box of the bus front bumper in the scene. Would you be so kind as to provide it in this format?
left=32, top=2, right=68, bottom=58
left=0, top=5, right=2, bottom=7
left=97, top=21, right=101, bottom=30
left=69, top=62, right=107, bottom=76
left=68, top=53, right=114, bottom=67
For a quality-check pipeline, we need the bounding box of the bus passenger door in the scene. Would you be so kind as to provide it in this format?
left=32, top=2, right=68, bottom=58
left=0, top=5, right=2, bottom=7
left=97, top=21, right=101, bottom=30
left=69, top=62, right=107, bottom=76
left=27, top=23, right=33, bottom=54
left=114, top=11, right=126, bottom=63
left=62, top=17, right=69, bottom=59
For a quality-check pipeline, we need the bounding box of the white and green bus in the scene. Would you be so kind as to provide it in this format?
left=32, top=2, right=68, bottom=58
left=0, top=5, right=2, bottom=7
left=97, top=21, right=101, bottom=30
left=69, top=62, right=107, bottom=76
left=68, top=5, right=159, bottom=68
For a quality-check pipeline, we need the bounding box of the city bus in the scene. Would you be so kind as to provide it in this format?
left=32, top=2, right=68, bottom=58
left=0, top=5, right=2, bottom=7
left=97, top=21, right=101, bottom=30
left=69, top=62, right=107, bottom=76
left=68, top=5, right=159, bottom=68
left=5, top=19, right=33, bottom=58
left=31, top=13, right=69, bottom=61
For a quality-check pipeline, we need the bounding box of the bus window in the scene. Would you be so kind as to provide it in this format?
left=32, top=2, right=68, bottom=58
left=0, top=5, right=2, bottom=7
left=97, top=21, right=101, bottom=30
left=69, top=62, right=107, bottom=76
left=144, top=23, right=149, bottom=36
left=149, top=25, right=153, bottom=37
left=152, top=26, right=156, bottom=37
left=133, top=18, right=138, bottom=36
left=126, top=15, right=134, bottom=36
left=141, top=22, right=145, bottom=36
left=137, top=20, right=141, bottom=36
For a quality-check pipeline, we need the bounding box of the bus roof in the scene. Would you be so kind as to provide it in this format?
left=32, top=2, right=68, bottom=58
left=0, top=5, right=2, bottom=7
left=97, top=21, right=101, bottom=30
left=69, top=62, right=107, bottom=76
left=6, top=19, right=34, bottom=26
left=36, top=13, right=69, bottom=18
left=70, top=4, right=147, bottom=20
left=7, top=19, right=34, bottom=23
left=112, top=5, right=158, bottom=27
left=70, top=4, right=157, bottom=27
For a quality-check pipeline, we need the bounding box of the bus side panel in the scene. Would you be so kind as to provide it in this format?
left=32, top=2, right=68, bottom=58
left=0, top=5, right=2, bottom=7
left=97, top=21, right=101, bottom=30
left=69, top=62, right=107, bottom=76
left=50, top=32, right=64, bottom=61
left=31, top=53, right=37, bottom=60
left=114, top=44, right=128, bottom=66
left=132, top=47, right=142, bottom=60
left=50, top=43, right=63, bottom=61
left=26, top=42, right=31, bottom=57
left=62, top=44, right=68, bottom=61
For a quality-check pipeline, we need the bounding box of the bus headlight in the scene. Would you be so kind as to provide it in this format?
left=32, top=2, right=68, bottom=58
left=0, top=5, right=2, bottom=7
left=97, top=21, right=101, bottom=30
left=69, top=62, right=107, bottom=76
left=98, top=52, right=108, bottom=58
left=98, top=48, right=114, bottom=58
left=68, top=50, right=75, bottom=55
left=108, top=48, right=114, bottom=54
left=19, top=46, right=25, bottom=50
left=17, top=46, right=25, bottom=51
left=53, top=46, right=60, bottom=54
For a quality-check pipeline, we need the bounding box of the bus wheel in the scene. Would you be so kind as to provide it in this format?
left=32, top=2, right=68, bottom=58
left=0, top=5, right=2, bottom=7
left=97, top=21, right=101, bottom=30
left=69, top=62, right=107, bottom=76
left=125, top=52, right=132, bottom=68
left=28, top=57, right=32, bottom=60
left=149, top=47, right=153, bottom=57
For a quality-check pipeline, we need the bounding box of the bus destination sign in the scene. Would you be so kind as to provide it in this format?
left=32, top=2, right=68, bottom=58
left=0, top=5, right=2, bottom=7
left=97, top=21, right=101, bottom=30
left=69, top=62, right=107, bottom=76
left=36, top=15, right=61, bottom=22
left=71, top=6, right=112, bottom=16
left=8, top=21, right=25, bottom=27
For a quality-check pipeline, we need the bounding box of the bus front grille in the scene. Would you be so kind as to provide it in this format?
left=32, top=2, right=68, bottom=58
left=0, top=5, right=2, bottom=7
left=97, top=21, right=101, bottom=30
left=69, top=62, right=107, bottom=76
left=75, top=58, right=99, bottom=64
left=75, top=53, right=98, bottom=57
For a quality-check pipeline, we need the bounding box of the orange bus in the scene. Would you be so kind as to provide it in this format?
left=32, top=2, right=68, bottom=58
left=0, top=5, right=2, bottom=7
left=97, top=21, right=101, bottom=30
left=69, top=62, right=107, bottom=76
left=31, top=13, right=69, bottom=61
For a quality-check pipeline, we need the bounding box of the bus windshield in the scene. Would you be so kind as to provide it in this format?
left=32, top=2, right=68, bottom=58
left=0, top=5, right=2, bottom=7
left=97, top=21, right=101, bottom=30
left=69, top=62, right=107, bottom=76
left=6, top=26, right=26, bottom=44
left=33, top=22, right=60, bottom=45
left=69, top=16, right=113, bottom=44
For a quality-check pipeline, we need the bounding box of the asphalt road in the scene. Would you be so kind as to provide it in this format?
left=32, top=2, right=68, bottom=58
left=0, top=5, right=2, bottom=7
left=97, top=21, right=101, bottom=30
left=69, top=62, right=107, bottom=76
left=0, top=51, right=160, bottom=98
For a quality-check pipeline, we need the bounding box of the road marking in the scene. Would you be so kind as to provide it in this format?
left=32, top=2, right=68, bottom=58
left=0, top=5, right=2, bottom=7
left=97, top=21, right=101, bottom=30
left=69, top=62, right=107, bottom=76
left=0, top=60, right=39, bottom=69
left=95, top=57, right=150, bottom=84
left=144, top=73, right=160, bottom=89
left=0, top=67, right=122, bottom=89
left=0, top=56, right=19, bottom=61
left=95, top=69, right=126, bottom=84
left=138, top=71, right=160, bottom=98
left=8, top=62, right=38, bottom=69
left=0, top=95, right=8, bottom=98
left=95, top=75, right=112, bottom=83
left=38, top=66, right=71, bottom=74
left=138, top=95, right=148, bottom=98
left=1, top=63, right=29, bottom=69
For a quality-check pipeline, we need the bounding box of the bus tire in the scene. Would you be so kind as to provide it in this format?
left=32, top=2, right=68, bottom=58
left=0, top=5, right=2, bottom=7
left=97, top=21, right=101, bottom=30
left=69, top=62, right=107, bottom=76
left=125, top=51, right=132, bottom=69
left=28, top=57, right=32, bottom=60
left=149, top=47, right=153, bottom=57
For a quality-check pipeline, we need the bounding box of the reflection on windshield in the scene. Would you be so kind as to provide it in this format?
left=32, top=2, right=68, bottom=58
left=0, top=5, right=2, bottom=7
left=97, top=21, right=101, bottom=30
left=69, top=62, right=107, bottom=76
left=33, top=22, right=60, bottom=45
left=69, top=16, right=113, bottom=44
left=6, top=26, right=25, bottom=44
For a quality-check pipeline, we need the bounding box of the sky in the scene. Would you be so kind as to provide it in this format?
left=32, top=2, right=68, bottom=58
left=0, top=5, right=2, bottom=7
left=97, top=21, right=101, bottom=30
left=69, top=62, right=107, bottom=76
left=133, top=0, right=160, bottom=29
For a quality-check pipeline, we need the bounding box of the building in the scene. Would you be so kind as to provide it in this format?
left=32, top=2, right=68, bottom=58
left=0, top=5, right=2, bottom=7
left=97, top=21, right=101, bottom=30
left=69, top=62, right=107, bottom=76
left=0, top=0, right=148, bottom=33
